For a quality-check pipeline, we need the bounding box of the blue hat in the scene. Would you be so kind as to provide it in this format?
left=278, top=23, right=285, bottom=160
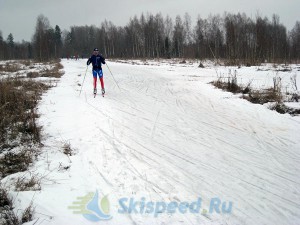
left=93, top=48, right=99, bottom=51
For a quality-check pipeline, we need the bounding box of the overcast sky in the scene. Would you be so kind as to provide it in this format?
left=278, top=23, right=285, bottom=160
left=0, top=0, right=299, bottom=42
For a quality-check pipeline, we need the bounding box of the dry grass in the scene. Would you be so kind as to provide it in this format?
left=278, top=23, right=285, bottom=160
left=62, top=142, right=73, bottom=156
left=40, top=60, right=64, bottom=78
left=21, top=203, right=35, bottom=224
left=0, top=59, right=64, bottom=225
left=210, top=69, right=300, bottom=115
left=0, top=187, right=13, bottom=210
left=0, top=186, right=35, bottom=225
left=0, top=186, right=17, bottom=225
left=0, top=59, right=64, bottom=173
left=0, top=78, right=49, bottom=149
left=15, top=175, right=41, bottom=191
left=0, top=60, right=64, bottom=148
left=244, top=88, right=282, bottom=104
left=1, top=59, right=64, bottom=79
left=26, top=72, right=40, bottom=78
left=211, top=69, right=284, bottom=104
left=244, top=76, right=283, bottom=104
left=0, top=63, right=21, bottom=73
left=269, top=103, right=300, bottom=115
left=0, top=150, right=33, bottom=179
left=211, top=70, right=245, bottom=94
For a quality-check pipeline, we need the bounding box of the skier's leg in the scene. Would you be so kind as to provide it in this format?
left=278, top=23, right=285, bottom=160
left=93, top=70, right=97, bottom=93
left=99, top=70, right=105, bottom=94
left=93, top=77, right=97, bottom=89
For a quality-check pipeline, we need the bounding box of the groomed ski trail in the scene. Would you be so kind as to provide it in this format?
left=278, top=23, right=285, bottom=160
left=33, top=59, right=300, bottom=225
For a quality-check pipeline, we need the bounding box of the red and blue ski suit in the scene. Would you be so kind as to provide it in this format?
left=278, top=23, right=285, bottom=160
left=87, top=54, right=106, bottom=90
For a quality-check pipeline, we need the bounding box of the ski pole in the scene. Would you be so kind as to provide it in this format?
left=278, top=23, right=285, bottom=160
left=106, top=62, right=121, bottom=91
left=79, top=66, right=88, bottom=96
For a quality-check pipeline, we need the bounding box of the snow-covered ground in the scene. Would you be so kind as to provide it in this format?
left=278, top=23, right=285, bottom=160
left=4, top=59, right=300, bottom=225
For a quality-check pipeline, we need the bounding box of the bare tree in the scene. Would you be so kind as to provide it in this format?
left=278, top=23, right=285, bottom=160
left=183, top=12, right=194, bottom=57
left=164, top=15, right=173, bottom=58
left=32, top=14, right=51, bottom=61
left=289, top=21, right=300, bottom=62
left=173, top=15, right=184, bottom=57
left=2, top=11, right=296, bottom=62
left=207, top=14, right=223, bottom=59
left=194, top=16, right=207, bottom=59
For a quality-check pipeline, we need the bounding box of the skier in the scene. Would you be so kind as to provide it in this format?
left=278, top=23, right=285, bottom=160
left=87, top=48, right=106, bottom=95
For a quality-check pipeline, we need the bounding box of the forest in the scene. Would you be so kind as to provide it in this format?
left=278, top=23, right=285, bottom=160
left=0, top=12, right=299, bottom=64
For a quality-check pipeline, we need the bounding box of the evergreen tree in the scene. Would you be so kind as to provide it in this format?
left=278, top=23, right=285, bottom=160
left=7, top=33, right=14, bottom=59
left=54, top=25, right=62, bottom=58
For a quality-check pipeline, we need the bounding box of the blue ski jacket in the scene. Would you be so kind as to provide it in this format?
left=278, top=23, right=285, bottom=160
left=87, top=54, right=106, bottom=70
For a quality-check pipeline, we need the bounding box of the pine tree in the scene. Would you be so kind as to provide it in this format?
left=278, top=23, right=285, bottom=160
left=7, top=33, right=14, bottom=59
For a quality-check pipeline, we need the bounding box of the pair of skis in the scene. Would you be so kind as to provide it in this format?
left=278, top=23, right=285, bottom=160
left=94, top=90, right=105, bottom=98
left=94, top=94, right=104, bottom=98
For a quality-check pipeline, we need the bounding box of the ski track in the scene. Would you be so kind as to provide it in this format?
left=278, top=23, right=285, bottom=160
left=32, top=59, right=300, bottom=225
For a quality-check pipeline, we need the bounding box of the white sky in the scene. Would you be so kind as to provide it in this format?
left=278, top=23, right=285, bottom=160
left=0, top=0, right=299, bottom=42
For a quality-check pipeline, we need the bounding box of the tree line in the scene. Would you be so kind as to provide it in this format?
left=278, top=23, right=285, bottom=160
left=0, top=13, right=299, bottom=64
